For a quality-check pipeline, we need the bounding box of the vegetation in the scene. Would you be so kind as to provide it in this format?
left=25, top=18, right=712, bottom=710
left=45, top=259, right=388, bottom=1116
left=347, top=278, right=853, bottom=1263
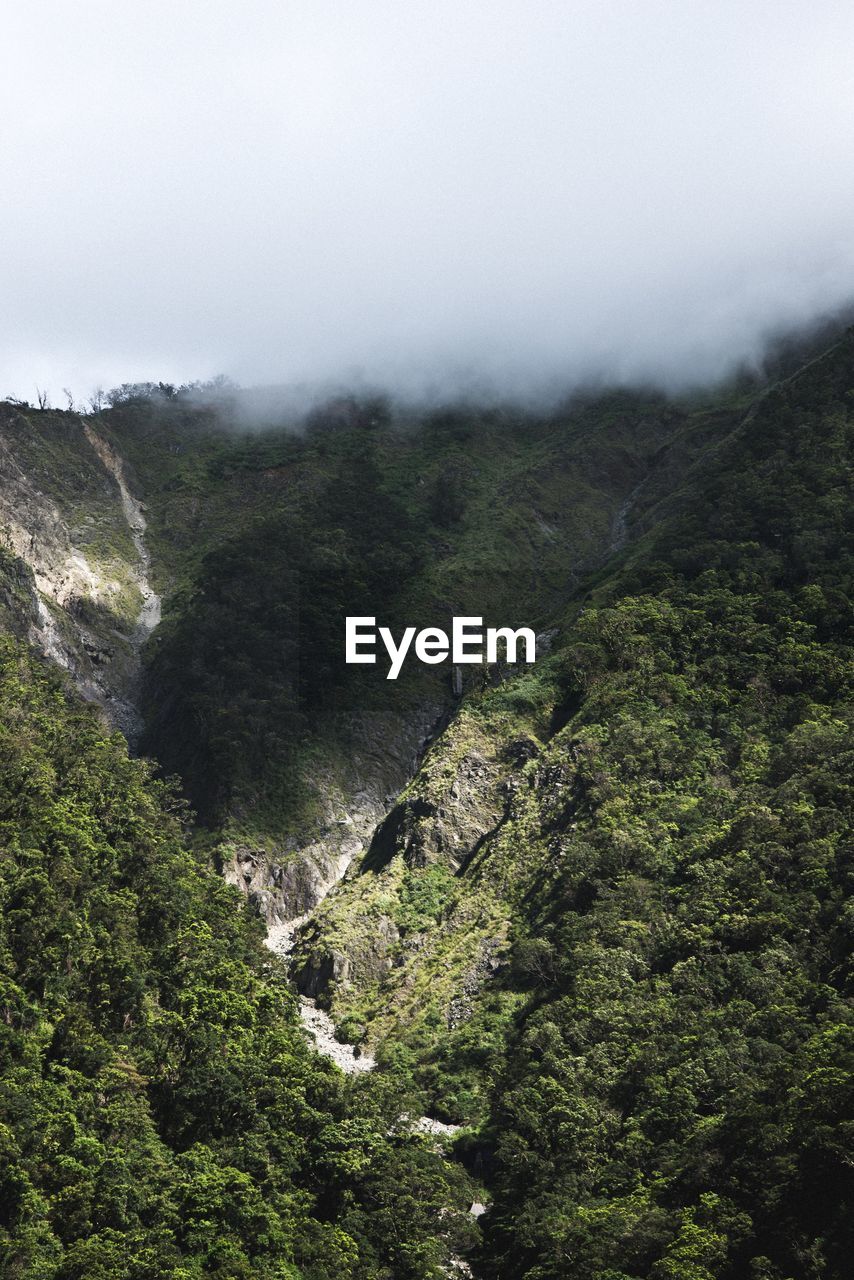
left=102, top=388, right=691, bottom=836
left=294, top=333, right=854, bottom=1277
left=0, top=402, right=140, bottom=618
left=0, top=325, right=851, bottom=1276
left=0, top=641, right=476, bottom=1278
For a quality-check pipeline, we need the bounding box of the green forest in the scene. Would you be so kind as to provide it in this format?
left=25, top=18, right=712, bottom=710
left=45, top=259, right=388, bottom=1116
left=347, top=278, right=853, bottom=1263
left=0, top=326, right=851, bottom=1278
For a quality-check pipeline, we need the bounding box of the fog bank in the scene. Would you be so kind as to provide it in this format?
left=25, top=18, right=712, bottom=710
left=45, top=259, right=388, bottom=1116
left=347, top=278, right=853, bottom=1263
left=3, top=2, right=854, bottom=403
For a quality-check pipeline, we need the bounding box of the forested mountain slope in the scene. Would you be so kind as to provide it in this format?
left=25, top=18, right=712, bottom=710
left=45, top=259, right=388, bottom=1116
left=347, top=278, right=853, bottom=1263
left=0, top=641, right=478, bottom=1278
left=0, top=326, right=850, bottom=1279
left=36, top=382, right=703, bottom=931
left=470, top=338, right=854, bottom=1278
left=292, top=334, right=854, bottom=1276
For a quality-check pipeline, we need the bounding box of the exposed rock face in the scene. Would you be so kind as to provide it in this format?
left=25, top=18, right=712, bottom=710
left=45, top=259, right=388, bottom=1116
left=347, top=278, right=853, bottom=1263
left=295, top=913, right=400, bottom=999
left=289, top=714, right=516, bottom=1031
left=221, top=792, right=384, bottom=927
left=446, top=938, right=505, bottom=1029
left=223, top=704, right=445, bottom=928
left=0, top=407, right=160, bottom=739
left=227, top=825, right=367, bottom=925
left=83, top=425, right=162, bottom=641
left=361, top=740, right=507, bottom=883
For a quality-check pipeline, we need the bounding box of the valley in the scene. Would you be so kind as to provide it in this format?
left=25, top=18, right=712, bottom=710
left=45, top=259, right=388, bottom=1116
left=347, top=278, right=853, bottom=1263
left=0, top=331, right=851, bottom=1278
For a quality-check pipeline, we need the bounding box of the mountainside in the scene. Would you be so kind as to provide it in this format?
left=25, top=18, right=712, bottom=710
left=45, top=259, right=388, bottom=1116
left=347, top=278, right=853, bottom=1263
left=104, top=384, right=732, bottom=924
left=0, top=329, right=851, bottom=1278
left=0, top=404, right=155, bottom=738
left=0, top=639, right=479, bottom=1278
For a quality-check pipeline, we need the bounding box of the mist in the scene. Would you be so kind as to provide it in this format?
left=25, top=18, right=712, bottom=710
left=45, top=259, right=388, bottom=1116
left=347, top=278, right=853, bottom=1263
left=3, top=2, right=854, bottom=405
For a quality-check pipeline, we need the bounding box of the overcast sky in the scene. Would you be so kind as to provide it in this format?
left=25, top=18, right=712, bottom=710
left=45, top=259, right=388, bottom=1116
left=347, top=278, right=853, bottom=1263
left=3, top=1, right=854, bottom=404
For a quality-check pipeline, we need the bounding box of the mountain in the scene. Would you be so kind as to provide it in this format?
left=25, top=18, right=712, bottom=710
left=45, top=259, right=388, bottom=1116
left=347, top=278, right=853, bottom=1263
left=0, top=328, right=851, bottom=1278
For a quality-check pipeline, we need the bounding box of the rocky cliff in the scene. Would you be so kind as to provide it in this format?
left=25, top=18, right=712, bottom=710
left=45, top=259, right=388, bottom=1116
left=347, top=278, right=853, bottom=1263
left=0, top=403, right=160, bottom=737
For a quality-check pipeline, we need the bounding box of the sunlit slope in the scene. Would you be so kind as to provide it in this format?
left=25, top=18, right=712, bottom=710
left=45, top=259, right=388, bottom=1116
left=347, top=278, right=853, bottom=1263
left=295, top=331, right=853, bottom=1277
left=0, top=638, right=483, bottom=1278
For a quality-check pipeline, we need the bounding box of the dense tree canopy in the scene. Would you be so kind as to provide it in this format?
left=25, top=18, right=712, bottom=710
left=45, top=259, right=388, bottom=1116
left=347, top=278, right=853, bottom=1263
left=0, top=327, right=851, bottom=1277
left=0, top=642, right=474, bottom=1278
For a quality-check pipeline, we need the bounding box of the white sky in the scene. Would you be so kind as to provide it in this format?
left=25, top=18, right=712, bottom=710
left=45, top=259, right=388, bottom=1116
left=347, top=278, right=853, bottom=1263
left=3, top=1, right=854, bottom=403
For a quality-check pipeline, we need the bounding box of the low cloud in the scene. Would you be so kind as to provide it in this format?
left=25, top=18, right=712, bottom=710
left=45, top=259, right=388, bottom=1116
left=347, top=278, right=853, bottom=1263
left=3, top=2, right=854, bottom=405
